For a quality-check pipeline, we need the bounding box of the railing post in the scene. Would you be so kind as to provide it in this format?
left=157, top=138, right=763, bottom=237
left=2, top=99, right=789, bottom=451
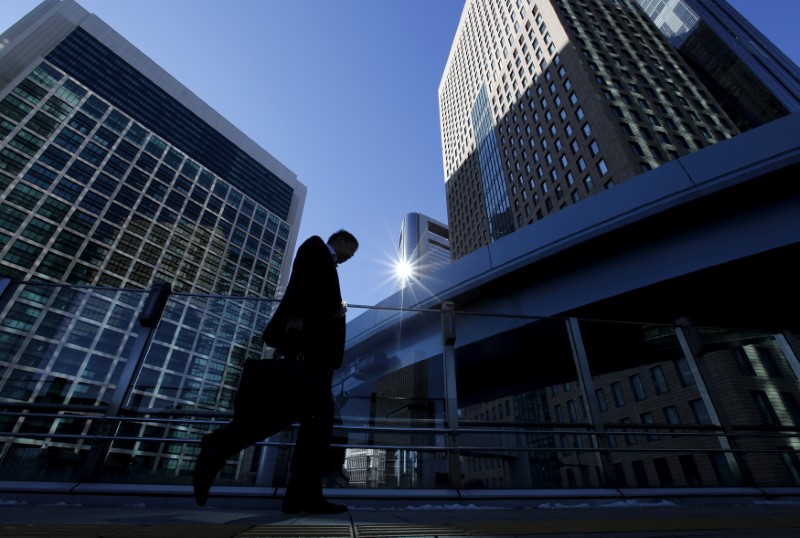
left=566, top=317, right=616, bottom=487
left=441, top=301, right=462, bottom=489
left=674, top=317, right=748, bottom=486
left=81, top=282, right=172, bottom=481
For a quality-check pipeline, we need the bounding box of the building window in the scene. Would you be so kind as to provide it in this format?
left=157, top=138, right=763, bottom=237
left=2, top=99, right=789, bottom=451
left=663, top=405, right=681, bottom=434
left=611, top=382, right=625, bottom=407
left=653, top=457, right=675, bottom=487
left=690, top=399, right=712, bottom=425
left=651, top=365, right=668, bottom=394
left=781, top=451, right=800, bottom=486
left=733, top=348, right=757, bottom=376
left=650, top=146, right=664, bottom=162
left=594, top=388, right=608, bottom=413
left=629, top=374, right=645, bottom=401
left=752, top=391, right=781, bottom=426
left=621, top=417, right=637, bottom=445
left=781, top=392, right=800, bottom=427
left=755, top=347, right=783, bottom=378
left=674, top=357, right=696, bottom=386
left=641, top=412, right=659, bottom=442
left=567, top=400, right=578, bottom=421
left=632, top=460, right=649, bottom=487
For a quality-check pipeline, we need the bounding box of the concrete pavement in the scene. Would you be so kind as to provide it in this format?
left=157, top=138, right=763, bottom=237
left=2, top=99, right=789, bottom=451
left=1, top=489, right=799, bottom=537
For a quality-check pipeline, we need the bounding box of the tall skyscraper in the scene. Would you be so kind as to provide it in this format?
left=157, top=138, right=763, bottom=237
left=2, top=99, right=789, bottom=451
left=0, top=0, right=305, bottom=476
left=397, top=212, right=450, bottom=286
left=0, top=0, right=305, bottom=296
left=635, top=0, right=800, bottom=131
left=439, top=0, right=739, bottom=260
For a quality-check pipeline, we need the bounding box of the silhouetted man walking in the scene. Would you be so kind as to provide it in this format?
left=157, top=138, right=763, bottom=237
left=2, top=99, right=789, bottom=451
left=193, top=230, right=358, bottom=514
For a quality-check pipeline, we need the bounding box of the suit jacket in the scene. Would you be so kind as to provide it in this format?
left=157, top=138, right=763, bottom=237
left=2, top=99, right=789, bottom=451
left=262, top=235, right=346, bottom=370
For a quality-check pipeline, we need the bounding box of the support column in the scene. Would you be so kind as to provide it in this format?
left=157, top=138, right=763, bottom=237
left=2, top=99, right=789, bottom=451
left=441, top=301, right=462, bottom=489
left=566, top=317, right=616, bottom=487
left=675, top=317, right=747, bottom=486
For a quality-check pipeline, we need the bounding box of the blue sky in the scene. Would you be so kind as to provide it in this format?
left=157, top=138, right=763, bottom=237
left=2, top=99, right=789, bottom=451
left=2, top=0, right=799, bottom=309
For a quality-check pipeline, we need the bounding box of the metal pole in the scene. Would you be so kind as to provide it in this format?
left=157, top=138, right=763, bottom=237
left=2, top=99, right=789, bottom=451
left=674, top=317, right=746, bottom=486
left=566, top=317, right=615, bottom=487
left=441, top=301, right=462, bottom=489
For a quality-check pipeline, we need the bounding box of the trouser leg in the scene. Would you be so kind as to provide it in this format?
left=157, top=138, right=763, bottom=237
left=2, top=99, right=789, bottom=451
left=205, top=412, right=295, bottom=469
left=285, top=376, right=335, bottom=501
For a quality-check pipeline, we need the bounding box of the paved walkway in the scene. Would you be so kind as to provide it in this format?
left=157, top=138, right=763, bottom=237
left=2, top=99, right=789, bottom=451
left=0, top=491, right=799, bottom=537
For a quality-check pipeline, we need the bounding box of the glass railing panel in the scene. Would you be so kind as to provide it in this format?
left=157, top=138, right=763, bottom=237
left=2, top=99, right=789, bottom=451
left=0, top=283, right=148, bottom=482
left=692, top=327, right=800, bottom=488
left=332, top=305, right=448, bottom=489
left=578, top=319, right=728, bottom=488
left=453, top=315, right=585, bottom=489
left=2, top=284, right=798, bottom=492
left=99, top=293, right=277, bottom=485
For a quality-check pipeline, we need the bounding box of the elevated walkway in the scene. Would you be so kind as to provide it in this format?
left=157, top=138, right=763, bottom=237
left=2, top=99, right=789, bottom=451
left=0, top=483, right=798, bottom=537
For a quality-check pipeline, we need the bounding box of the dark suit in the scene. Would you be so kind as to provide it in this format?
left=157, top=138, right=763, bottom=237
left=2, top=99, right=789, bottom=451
left=263, top=235, right=346, bottom=370
left=200, top=235, right=345, bottom=505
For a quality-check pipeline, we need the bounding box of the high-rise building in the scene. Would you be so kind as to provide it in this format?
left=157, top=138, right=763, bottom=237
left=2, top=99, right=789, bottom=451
left=397, top=212, right=450, bottom=286
left=0, top=0, right=305, bottom=475
left=439, top=0, right=739, bottom=260
left=0, top=0, right=305, bottom=295
left=635, top=0, right=800, bottom=131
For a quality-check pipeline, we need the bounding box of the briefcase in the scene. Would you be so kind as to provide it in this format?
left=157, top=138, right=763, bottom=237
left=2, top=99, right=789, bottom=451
left=234, top=355, right=310, bottom=418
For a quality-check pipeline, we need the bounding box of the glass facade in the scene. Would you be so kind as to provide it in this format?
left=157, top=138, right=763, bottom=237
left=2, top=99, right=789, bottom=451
left=46, top=28, right=294, bottom=219
left=636, top=0, right=800, bottom=131
left=471, top=85, right=513, bottom=242
left=0, top=1, right=303, bottom=487
left=0, top=60, right=290, bottom=298
left=440, top=0, right=739, bottom=259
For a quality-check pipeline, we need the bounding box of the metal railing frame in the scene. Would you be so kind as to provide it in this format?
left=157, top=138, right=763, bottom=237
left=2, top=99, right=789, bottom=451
left=1, top=279, right=799, bottom=491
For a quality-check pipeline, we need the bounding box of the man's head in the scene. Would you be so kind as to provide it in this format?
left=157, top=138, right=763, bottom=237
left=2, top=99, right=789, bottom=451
left=327, top=230, right=359, bottom=264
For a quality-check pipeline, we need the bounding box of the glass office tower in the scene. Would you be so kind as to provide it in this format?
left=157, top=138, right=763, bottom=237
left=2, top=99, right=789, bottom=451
left=439, top=0, right=739, bottom=260
left=636, top=0, right=800, bottom=131
left=0, top=0, right=305, bottom=477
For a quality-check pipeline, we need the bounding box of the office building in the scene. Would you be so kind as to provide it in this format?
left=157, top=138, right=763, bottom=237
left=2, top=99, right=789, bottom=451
left=0, top=0, right=305, bottom=294
left=397, top=212, right=450, bottom=286
left=635, top=0, right=800, bottom=132
left=0, top=0, right=304, bottom=478
left=439, top=0, right=738, bottom=259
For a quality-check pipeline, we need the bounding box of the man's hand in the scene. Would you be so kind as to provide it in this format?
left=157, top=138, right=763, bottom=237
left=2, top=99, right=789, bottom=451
left=332, top=302, right=347, bottom=320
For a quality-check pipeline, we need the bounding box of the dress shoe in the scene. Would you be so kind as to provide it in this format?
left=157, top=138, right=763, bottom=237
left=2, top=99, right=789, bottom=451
left=193, top=435, right=225, bottom=507
left=281, top=497, right=348, bottom=514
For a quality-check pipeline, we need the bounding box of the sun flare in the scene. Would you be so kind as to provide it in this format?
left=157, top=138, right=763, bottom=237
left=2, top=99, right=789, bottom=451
left=396, top=259, right=413, bottom=285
